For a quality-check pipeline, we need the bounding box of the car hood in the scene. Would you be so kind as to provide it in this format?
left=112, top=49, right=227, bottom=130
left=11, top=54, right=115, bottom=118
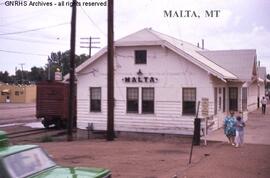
left=31, top=166, right=110, bottom=178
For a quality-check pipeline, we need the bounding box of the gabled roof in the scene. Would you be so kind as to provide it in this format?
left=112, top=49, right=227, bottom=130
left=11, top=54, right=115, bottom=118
left=76, top=47, right=107, bottom=73
left=199, top=50, right=257, bottom=81
left=75, top=28, right=247, bottom=81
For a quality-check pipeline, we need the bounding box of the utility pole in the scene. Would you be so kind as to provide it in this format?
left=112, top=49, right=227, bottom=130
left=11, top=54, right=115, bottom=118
left=15, top=67, right=18, bottom=83
left=107, top=0, right=115, bottom=141
left=67, top=0, right=77, bottom=141
left=47, top=58, right=51, bottom=80
left=80, top=37, right=100, bottom=57
left=19, top=63, right=25, bottom=83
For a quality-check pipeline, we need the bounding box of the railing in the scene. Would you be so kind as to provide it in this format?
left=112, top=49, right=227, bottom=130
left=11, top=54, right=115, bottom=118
left=200, top=115, right=215, bottom=145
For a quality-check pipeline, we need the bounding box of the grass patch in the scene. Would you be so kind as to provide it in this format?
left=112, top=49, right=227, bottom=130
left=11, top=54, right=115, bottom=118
left=40, top=135, right=53, bottom=142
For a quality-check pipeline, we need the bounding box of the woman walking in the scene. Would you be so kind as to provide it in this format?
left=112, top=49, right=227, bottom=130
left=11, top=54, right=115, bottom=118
left=224, top=111, right=237, bottom=146
left=235, top=115, right=245, bottom=147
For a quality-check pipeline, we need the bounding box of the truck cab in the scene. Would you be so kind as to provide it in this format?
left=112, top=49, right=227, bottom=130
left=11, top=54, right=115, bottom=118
left=0, top=131, right=111, bottom=178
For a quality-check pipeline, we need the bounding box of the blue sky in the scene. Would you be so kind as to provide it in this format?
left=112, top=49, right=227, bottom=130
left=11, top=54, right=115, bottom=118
left=0, top=0, right=269, bottom=75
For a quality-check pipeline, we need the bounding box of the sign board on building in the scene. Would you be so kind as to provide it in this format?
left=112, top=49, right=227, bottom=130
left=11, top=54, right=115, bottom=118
left=122, top=77, right=158, bottom=83
left=55, top=72, right=62, bottom=81
left=201, top=97, right=209, bottom=117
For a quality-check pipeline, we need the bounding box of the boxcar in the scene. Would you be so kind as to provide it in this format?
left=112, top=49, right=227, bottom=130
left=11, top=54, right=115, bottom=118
left=36, top=80, right=76, bottom=128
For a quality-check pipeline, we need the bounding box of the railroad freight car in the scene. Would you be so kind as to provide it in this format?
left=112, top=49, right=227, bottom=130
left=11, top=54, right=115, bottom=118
left=36, top=80, right=76, bottom=128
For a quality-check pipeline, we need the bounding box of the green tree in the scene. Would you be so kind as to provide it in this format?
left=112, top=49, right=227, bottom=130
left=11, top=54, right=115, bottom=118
left=46, top=50, right=88, bottom=79
left=15, top=69, right=30, bottom=84
left=29, top=66, right=46, bottom=82
left=0, top=71, right=12, bottom=83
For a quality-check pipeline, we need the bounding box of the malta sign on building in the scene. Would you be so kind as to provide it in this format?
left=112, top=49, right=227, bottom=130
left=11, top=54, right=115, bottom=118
left=122, top=76, right=158, bottom=83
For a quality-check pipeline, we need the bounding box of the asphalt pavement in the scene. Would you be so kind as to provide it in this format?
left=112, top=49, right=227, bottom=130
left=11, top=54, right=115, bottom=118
left=0, top=103, right=36, bottom=124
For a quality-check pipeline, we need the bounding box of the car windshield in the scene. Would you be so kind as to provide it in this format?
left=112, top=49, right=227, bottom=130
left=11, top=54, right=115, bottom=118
left=3, top=147, right=56, bottom=178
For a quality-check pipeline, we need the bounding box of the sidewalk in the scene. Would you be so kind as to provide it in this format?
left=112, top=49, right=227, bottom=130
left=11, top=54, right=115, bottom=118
left=205, top=104, right=270, bottom=145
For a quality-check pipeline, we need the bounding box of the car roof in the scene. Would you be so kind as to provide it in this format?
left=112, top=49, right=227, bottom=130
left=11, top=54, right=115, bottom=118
left=0, top=145, right=39, bottom=158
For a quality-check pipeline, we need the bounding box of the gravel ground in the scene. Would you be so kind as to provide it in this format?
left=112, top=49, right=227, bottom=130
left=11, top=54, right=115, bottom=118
left=1, top=103, right=270, bottom=178
left=36, top=138, right=270, bottom=178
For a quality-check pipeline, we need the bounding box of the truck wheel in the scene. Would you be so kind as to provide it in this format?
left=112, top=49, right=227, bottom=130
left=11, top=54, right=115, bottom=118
left=55, top=119, right=63, bottom=129
left=61, top=121, right=67, bottom=129
left=42, top=119, right=50, bottom=129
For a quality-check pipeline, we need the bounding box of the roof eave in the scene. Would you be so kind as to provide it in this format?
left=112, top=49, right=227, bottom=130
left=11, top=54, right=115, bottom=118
left=162, top=41, right=238, bottom=81
left=115, top=40, right=164, bottom=47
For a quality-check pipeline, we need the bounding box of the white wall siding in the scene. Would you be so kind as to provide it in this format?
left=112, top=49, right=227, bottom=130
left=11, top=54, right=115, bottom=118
left=247, top=82, right=259, bottom=111
left=77, top=45, right=218, bottom=135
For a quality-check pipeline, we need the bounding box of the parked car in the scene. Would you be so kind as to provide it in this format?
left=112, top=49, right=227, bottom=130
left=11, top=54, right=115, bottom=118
left=0, top=131, right=111, bottom=178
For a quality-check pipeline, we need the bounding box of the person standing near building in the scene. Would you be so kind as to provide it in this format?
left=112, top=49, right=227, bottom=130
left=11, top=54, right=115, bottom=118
left=6, top=95, right=10, bottom=103
left=224, top=111, right=236, bottom=146
left=235, top=116, right=245, bottom=148
left=261, top=96, right=267, bottom=114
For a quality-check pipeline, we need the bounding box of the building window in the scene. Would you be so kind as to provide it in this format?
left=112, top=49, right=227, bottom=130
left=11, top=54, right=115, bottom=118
left=219, top=96, right=222, bottom=110
left=135, top=50, right=147, bottom=64
left=127, top=87, right=139, bottom=113
left=90, top=87, right=101, bottom=112
left=142, top=88, right=154, bottom=113
left=182, top=88, right=196, bottom=115
left=15, top=91, right=20, bottom=96
left=223, top=88, right=226, bottom=112
left=242, top=87, right=247, bottom=111
left=214, top=88, right=217, bottom=115
left=229, top=87, right=238, bottom=111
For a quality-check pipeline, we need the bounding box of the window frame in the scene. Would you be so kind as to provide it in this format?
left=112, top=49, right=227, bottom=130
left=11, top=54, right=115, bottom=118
left=126, top=87, right=139, bottom=113
left=242, top=87, right=248, bottom=111
left=229, top=87, right=238, bottom=111
left=135, top=50, right=147, bottom=64
left=90, top=87, right=101, bottom=112
left=214, top=87, right=217, bottom=115
left=141, top=87, right=154, bottom=114
left=182, top=88, right=196, bottom=115
left=223, top=87, right=226, bottom=112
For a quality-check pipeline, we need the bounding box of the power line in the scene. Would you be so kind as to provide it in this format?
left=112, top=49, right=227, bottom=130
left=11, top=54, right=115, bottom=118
left=0, top=36, right=96, bottom=49
left=80, top=36, right=100, bottom=57
left=0, top=36, right=68, bottom=45
left=79, top=6, right=106, bottom=36
left=0, top=22, right=69, bottom=36
left=0, top=9, right=45, bottom=19
left=0, top=49, right=47, bottom=56
left=0, top=10, right=47, bottom=27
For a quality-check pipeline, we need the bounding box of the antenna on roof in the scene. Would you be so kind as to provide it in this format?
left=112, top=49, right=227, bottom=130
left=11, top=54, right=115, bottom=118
left=197, top=42, right=200, bottom=48
left=202, top=39, right=204, bottom=50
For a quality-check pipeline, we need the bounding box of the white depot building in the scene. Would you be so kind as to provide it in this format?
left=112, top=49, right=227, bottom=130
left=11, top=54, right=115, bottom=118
left=71, top=28, right=266, bottom=135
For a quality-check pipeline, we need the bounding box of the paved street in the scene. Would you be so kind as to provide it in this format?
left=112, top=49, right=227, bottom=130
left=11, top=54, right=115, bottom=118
left=0, top=103, right=36, bottom=125
left=205, top=104, right=270, bottom=145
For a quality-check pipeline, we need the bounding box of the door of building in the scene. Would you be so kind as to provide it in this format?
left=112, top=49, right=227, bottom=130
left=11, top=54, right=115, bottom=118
left=229, top=87, right=238, bottom=111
